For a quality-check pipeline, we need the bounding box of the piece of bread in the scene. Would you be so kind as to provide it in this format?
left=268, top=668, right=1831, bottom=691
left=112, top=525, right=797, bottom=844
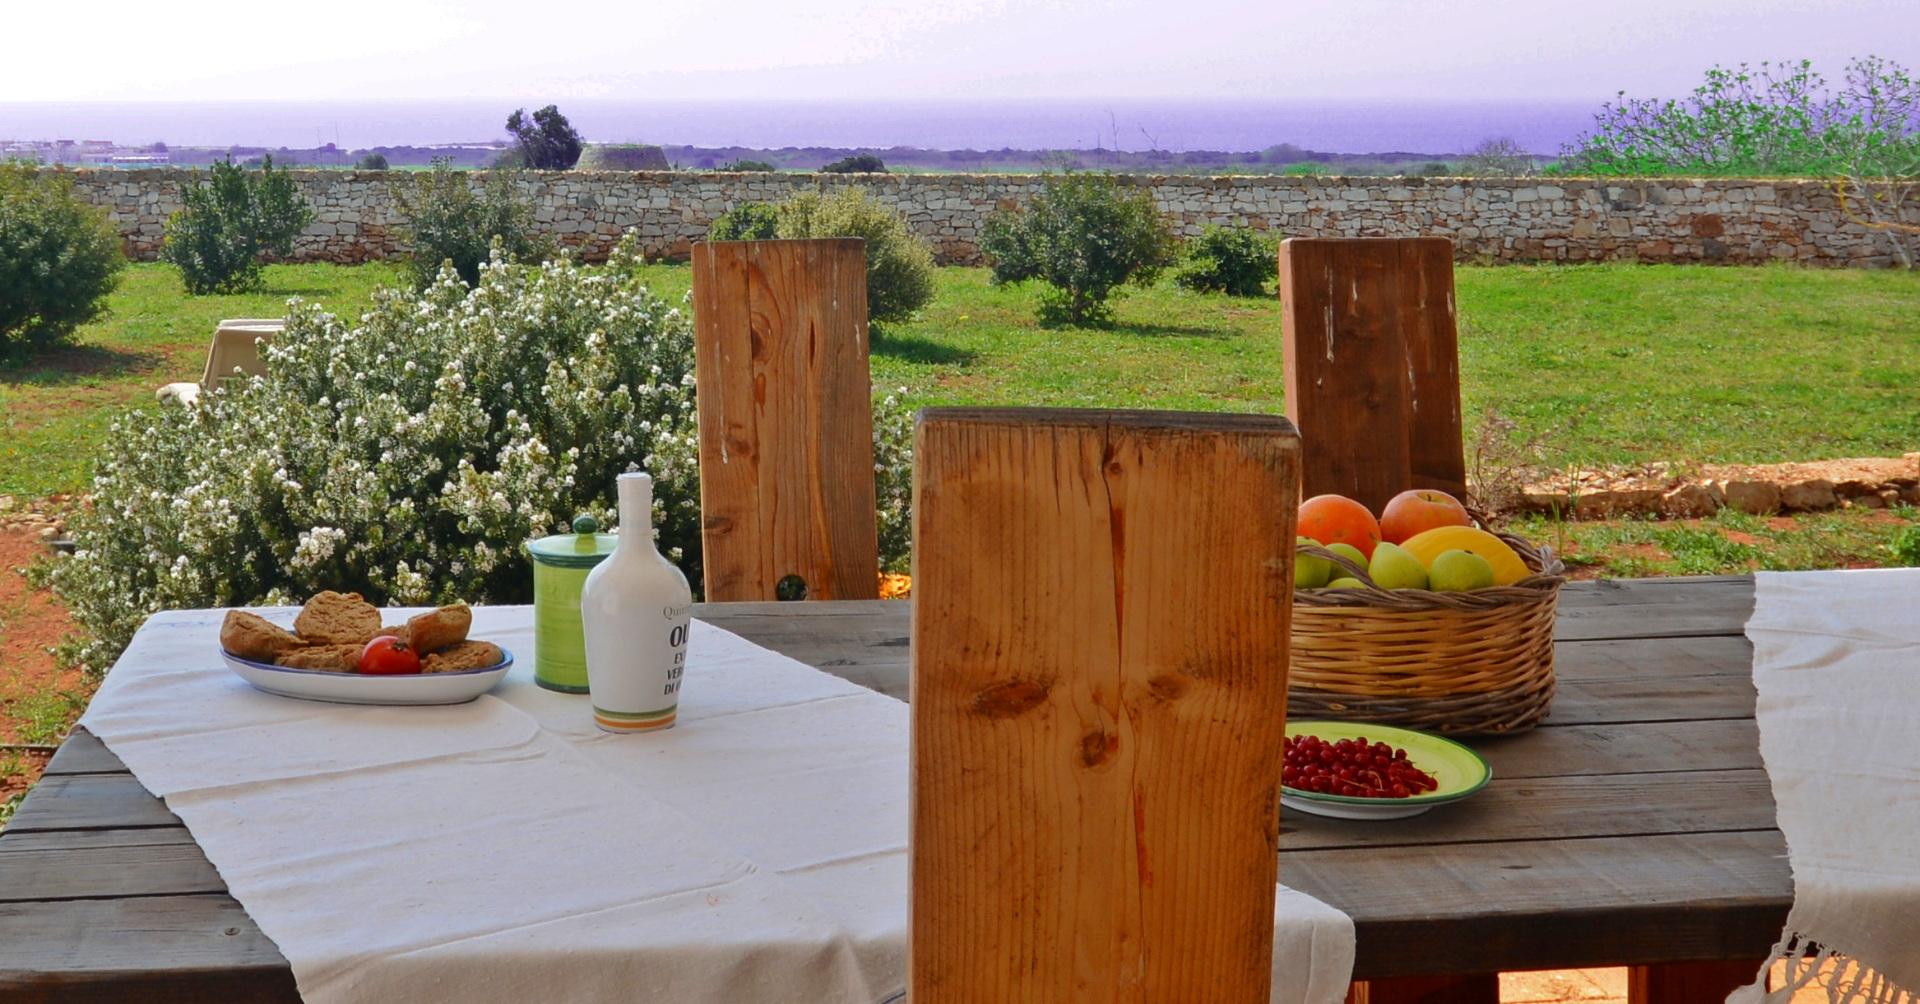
left=294, top=591, right=383, bottom=645
left=220, top=610, right=305, bottom=662
left=422, top=640, right=502, bottom=674
left=407, top=603, right=472, bottom=655
left=374, top=623, right=411, bottom=647
left=274, top=644, right=363, bottom=673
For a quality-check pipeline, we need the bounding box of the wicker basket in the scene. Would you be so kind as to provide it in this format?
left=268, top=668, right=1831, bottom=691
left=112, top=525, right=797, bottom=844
left=1289, top=532, right=1567, bottom=735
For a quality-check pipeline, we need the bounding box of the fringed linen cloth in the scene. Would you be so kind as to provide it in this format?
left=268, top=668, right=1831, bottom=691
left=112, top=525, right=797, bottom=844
left=1735, top=569, right=1920, bottom=1003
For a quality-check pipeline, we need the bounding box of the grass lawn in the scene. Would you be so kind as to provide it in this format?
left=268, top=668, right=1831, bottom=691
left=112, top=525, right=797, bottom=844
left=0, top=263, right=401, bottom=499
left=3, top=260, right=1917, bottom=502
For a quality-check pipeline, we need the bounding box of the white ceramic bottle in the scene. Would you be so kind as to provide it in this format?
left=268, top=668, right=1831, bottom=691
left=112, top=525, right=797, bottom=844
left=580, top=473, right=694, bottom=733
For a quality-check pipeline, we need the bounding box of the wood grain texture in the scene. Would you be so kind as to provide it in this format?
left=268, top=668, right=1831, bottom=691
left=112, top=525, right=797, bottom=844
left=691, top=238, right=880, bottom=601
left=1279, top=237, right=1464, bottom=511
left=0, top=896, right=298, bottom=1004
left=1629, top=959, right=1767, bottom=1003
left=909, top=408, right=1303, bottom=1003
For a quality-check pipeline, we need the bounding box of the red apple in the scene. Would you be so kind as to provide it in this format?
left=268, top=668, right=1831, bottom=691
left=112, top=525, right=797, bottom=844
left=1379, top=490, right=1471, bottom=544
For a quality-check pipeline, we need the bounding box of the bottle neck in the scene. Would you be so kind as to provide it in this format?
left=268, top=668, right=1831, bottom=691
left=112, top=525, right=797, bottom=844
left=616, top=474, right=655, bottom=552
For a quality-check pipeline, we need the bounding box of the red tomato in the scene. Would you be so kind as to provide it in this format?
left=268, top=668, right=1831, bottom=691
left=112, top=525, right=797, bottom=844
left=358, top=636, right=422, bottom=675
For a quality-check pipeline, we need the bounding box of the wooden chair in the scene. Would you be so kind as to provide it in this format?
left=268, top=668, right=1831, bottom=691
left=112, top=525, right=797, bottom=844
left=1279, top=237, right=1466, bottom=513
left=690, top=238, right=881, bottom=601
left=910, top=407, right=1301, bottom=1002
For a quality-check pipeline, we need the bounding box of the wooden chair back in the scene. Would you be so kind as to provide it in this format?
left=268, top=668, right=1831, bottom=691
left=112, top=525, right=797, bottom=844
left=1279, top=237, right=1466, bottom=512
left=910, top=407, right=1302, bottom=1002
left=690, top=238, right=881, bottom=601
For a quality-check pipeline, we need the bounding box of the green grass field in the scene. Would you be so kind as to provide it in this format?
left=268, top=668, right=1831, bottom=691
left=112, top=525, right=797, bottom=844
left=3, top=260, right=1917, bottom=504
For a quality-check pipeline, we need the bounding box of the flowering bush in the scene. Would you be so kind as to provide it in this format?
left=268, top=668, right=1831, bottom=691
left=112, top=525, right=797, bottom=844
left=48, top=234, right=916, bottom=675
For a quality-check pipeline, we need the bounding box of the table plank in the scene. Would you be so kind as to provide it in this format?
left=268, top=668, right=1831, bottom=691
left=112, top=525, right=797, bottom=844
left=1284, top=830, right=1793, bottom=979
left=0, top=829, right=216, bottom=902
left=0, top=896, right=299, bottom=1003
left=3, top=774, right=180, bottom=832
left=40, top=731, right=129, bottom=776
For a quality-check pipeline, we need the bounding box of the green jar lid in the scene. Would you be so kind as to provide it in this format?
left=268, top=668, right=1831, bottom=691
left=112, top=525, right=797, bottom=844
left=525, top=514, right=619, bottom=568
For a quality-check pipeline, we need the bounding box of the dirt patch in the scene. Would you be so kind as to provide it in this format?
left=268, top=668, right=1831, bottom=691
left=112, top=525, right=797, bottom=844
left=0, top=521, right=93, bottom=793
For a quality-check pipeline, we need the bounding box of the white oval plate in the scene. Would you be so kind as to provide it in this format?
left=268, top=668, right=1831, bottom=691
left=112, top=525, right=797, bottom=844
left=222, top=648, right=512, bottom=705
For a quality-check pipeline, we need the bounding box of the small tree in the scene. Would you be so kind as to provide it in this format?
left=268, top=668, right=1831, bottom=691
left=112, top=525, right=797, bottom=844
left=0, top=165, right=126, bottom=356
left=722, top=159, right=777, bottom=172
left=354, top=153, right=390, bottom=171
left=160, top=155, right=313, bottom=294
left=821, top=154, right=886, bottom=174
left=506, top=105, right=585, bottom=171
left=980, top=172, right=1177, bottom=326
left=391, top=160, right=552, bottom=289
left=1459, top=137, right=1536, bottom=177
left=774, top=188, right=936, bottom=324
left=1173, top=224, right=1277, bottom=296
left=708, top=202, right=780, bottom=241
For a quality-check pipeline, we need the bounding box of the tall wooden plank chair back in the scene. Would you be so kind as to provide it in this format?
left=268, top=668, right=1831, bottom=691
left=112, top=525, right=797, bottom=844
left=910, top=407, right=1303, bottom=1002
left=1279, top=237, right=1466, bottom=513
left=690, top=238, right=881, bottom=601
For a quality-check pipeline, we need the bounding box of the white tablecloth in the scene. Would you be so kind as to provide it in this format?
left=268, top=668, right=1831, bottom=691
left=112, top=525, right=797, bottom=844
left=81, top=606, right=1353, bottom=1003
left=1735, top=570, right=1920, bottom=1003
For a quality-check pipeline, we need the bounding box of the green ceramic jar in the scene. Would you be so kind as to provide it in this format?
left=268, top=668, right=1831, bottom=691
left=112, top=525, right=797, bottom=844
left=525, top=515, right=619, bottom=693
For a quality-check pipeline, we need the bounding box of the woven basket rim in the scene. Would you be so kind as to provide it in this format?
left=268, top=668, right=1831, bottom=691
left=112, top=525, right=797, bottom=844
left=1296, top=529, right=1566, bottom=611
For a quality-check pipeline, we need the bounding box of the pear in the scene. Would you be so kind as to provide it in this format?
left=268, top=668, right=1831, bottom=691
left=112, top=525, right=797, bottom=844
left=1324, top=542, right=1368, bottom=580
left=1295, top=537, right=1334, bottom=588
left=1429, top=549, right=1496, bottom=591
left=1368, top=541, right=1430, bottom=590
left=1326, top=577, right=1366, bottom=589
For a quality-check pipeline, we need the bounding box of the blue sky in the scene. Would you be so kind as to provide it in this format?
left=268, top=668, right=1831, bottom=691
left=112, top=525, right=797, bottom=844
left=8, top=0, right=1917, bottom=103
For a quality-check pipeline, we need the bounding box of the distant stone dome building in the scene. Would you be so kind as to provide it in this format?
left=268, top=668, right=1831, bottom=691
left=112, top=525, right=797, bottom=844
left=577, top=144, right=671, bottom=171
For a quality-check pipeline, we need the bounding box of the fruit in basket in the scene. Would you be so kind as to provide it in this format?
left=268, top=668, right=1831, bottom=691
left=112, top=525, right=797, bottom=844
left=1367, top=541, right=1429, bottom=590
left=1400, top=526, right=1531, bottom=586
left=1323, top=542, right=1368, bottom=578
left=1326, top=577, right=1366, bottom=589
left=1428, top=549, right=1496, bottom=591
left=1298, top=494, right=1382, bottom=558
left=1379, top=489, right=1473, bottom=544
left=1295, top=537, right=1334, bottom=588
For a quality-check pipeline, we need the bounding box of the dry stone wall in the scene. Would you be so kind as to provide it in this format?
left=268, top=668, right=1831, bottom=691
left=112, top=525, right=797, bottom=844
left=59, top=169, right=1912, bottom=268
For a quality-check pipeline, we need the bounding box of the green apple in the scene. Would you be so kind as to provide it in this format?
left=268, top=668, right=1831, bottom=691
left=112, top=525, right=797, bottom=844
left=1368, top=541, right=1430, bottom=590
left=1428, top=549, right=1496, bottom=591
left=1295, top=537, right=1333, bottom=588
left=1324, top=542, right=1368, bottom=580
left=1326, top=577, right=1366, bottom=589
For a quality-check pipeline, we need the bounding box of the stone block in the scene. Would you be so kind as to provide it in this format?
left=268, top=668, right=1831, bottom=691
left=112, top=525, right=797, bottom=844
left=1780, top=479, right=1838, bottom=511
left=1660, top=483, right=1723, bottom=518
left=1719, top=480, right=1782, bottom=515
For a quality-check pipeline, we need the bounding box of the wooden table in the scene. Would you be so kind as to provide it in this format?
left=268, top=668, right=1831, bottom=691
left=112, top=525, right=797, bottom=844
left=0, top=576, right=1785, bottom=1002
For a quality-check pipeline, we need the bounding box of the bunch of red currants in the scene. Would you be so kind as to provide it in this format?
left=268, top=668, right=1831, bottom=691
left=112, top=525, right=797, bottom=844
left=1283, top=734, right=1439, bottom=799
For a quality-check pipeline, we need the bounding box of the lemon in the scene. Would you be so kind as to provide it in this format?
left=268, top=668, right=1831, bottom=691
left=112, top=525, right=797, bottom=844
left=1400, top=526, right=1531, bottom=586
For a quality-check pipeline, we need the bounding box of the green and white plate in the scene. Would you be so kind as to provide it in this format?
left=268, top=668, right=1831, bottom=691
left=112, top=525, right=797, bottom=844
left=1281, top=720, right=1492, bottom=820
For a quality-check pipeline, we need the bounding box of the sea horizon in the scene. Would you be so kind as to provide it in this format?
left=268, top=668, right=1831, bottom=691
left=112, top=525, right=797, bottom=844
left=0, top=98, right=1602, bottom=156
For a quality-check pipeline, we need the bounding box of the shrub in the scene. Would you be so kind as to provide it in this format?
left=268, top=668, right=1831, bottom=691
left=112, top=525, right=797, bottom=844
left=355, top=153, right=390, bottom=171
left=0, top=164, right=125, bottom=356
left=722, top=159, right=777, bottom=172
left=391, top=160, right=552, bottom=289
left=980, top=172, right=1177, bottom=326
left=821, top=154, right=886, bottom=174
left=775, top=188, right=936, bottom=324
left=1893, top=524, right=1920, bottom=567
left=1173, top=224, right=1277, bottom=296
left=43, top=235, right=916, bottom=675
left=1459, top=137, right=1536, bottom=177
left=160, top=155, right=313, bottom=294
left=708, top=202, right=780, bottom=242
left=506, top=105, right=584, bottom=170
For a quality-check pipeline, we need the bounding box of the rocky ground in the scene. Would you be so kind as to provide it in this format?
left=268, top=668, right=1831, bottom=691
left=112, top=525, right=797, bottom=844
left=1521, top=455, right=1920, bottom=519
